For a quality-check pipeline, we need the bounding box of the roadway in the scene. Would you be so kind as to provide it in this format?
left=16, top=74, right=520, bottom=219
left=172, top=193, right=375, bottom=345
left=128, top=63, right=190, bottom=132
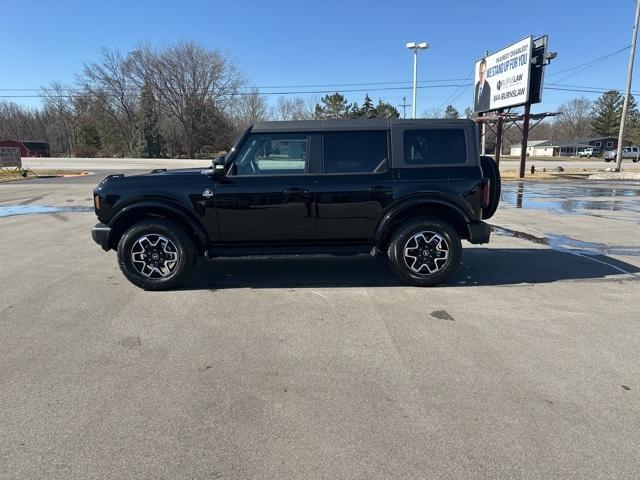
left=1, top=174, right=639, bottom=478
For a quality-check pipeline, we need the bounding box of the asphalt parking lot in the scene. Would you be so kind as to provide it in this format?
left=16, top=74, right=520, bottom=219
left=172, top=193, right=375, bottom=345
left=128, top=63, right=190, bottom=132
left=1, top=172, right=639, bottom=479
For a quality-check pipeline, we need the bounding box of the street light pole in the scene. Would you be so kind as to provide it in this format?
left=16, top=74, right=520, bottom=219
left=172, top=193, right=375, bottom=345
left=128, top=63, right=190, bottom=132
left=616, top=0, right=640, bottom=172
left=406, top=42, right=429, bottom=119
left=412, top=48, right=418, bottom=118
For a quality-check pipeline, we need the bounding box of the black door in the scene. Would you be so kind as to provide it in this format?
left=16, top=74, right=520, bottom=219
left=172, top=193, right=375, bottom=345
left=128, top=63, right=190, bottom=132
left=315, top=130, right=395, bottom=241
left=214, top=133, right=316, bottom=243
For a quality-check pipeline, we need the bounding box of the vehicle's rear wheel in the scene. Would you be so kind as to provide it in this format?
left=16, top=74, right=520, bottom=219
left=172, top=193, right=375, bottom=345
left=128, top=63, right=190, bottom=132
left=387, top=217, right=462, bottom=287
left=480, top=155, right=501, bottom=220
left=117, top=219, right=195, bottom=290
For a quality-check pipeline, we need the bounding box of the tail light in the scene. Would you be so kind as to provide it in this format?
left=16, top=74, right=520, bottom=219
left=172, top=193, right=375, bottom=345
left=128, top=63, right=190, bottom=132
left=482, top=180, right=491, bottom=208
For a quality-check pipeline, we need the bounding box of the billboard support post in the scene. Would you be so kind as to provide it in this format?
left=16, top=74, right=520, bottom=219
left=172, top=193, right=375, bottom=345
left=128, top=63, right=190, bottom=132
left=519, top=103, right=531, bottom=179
left=494, top=109, right=504, bottom=165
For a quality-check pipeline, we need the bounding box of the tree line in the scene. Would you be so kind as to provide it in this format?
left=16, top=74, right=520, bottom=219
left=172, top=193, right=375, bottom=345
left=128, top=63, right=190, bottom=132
left=2, top=39, right=635, bottom=158
left=0, top=41, right=400, bottom=158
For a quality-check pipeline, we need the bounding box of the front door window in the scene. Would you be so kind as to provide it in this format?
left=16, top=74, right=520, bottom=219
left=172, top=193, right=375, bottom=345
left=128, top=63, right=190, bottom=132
left=232, top=134, right=309, bottom=176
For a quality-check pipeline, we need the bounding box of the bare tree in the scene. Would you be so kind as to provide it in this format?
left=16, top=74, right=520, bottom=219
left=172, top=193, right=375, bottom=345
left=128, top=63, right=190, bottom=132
left=40, top=82, right=84, bottom=156
left=272, top=96, right=312, bottom=121
left=554, top=97, right=592, bottom=142
left=78, top=48, right=139, bottom=154
left=129, top=41, right=244, bottom=156
left=231, top=87, right=268, bottom=130
left=422, top=107, right=443, bottom=119
left=0, top=101, right=48, bottom=141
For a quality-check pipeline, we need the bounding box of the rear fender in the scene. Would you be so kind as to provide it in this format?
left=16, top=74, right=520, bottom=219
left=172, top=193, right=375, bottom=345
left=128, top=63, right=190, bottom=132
left=375, top=198, right=471, bottom=248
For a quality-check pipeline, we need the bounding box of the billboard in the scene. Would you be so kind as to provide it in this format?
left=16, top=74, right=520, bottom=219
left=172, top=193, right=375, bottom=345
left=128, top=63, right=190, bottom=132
left=0, top=147, right=21, bottom=168
left=474, top=36, right=533, bottom=113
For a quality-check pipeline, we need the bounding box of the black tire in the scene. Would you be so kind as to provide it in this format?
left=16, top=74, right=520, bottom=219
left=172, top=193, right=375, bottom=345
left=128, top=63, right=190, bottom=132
left=480, top=155, right=501, bottom=220
left=117, top=219, right=196, bottom=290
left=387, top=217, right=462, bottom=287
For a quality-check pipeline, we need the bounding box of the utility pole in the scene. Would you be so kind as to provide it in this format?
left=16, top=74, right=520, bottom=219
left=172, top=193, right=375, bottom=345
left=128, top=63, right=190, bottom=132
left=398, top=96, right=411, bottom=119
left=406, top=42, right=429, bottom=118
left=519, top=103, right=531, bottom=179
left=616, top=0, right=640, bottom=172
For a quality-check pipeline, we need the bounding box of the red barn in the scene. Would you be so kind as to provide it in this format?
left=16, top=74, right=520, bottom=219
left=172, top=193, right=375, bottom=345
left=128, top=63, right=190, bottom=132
left=0, top=139, right=50, bottom=157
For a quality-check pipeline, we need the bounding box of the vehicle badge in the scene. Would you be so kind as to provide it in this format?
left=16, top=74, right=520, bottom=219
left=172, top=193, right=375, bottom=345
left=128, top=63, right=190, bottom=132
left=202, top=188, right=214, bottom=198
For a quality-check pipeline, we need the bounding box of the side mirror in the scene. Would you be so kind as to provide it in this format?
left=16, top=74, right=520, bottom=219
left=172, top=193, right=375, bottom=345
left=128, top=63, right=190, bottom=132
left=201, top=156, right=226, bottom=177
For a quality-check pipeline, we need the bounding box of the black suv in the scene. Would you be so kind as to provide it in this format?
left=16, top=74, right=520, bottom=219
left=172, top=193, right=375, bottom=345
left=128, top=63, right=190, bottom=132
left=92, top=119, right=500, bottom=289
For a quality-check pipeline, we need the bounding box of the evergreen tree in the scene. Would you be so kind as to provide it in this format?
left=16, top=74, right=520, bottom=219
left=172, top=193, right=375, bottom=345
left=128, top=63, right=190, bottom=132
left=591, top=90, right=624, bottom=137
left=444, top=105, right=460, bottom=119
left=372, top=100, right=400, bottom=119
left=346, top=101, right=360, bottom=119
left=359, top=94, right=376, bottom=119
left=314, top=93, right=350, bottom=119
left=621, top=95, right=640, bottom=144
left=78, top=124, right=101, bottom=149
left=464, top=107, right=474, bottom=119
left=135, top=81, right=164, bottom=158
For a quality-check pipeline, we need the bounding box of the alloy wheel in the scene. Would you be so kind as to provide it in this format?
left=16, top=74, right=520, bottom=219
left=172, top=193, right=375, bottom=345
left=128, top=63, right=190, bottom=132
left=403, top=231, right=450, bottom=275
left=130, top=234, right=179, bottom=278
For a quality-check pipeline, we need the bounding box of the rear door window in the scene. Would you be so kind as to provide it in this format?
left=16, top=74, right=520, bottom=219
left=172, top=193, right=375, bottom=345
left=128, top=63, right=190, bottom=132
left=403, top=129, right=467, bottom=166
left=322, top=131, right=388, bottom=174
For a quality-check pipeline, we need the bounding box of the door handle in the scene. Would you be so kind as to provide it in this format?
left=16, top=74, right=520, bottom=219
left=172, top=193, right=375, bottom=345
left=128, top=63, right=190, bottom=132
left=368, top=186, right=392, bottom=193
left=283, top=187, right=309, bottom=195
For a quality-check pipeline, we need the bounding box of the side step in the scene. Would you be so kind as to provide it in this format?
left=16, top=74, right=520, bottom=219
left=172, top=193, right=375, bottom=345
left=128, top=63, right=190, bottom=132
left=204, top=244, right=375, bottom=259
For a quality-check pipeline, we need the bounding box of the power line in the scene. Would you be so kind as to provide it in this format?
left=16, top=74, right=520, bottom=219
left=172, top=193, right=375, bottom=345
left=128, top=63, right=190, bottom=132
left=546, top=46, right=630, bottom=77
left=546, top=46, right=631, bottom=85
left=550, top=83, right=638, bottom=93
left=0, top=83, right=474, bottom=99
left=0, top=78, right=470, bottom=93
left=545, top=86, right=640, bottom=95
left=437, top=71, right=473, bottom=112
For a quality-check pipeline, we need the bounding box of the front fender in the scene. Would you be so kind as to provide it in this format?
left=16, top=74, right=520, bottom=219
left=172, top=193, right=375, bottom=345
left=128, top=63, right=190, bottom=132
left=108, top=199, right=208, bottom=246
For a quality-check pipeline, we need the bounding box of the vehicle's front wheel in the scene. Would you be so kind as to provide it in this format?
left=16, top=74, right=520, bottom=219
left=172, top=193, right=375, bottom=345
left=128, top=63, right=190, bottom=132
left=387, top=217, right=462, bottom=287
left=117, top=219, right=195, bottom=290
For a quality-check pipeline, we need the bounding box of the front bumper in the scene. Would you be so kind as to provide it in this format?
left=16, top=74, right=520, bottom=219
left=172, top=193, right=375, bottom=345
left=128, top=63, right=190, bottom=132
left=467, top=221, right=491, bottom=244
left=91, top=223, right=112, bottom=251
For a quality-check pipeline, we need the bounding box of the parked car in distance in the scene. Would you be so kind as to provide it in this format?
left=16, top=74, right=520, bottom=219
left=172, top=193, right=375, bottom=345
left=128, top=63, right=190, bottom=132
left=604, top=146, right=640, bottom=162
left=91, top=119, right=501, bottom=290
left=577, top=147, right=598, bottom=158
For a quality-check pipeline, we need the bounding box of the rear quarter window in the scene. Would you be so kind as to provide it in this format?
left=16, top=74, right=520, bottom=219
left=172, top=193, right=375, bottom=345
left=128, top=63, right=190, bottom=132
left=403, top=129, right=467, bottom=166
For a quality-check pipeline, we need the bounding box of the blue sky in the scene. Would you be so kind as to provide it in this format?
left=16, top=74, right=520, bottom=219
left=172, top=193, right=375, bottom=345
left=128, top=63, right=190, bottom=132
left=1, top=0, right=639, bottom=115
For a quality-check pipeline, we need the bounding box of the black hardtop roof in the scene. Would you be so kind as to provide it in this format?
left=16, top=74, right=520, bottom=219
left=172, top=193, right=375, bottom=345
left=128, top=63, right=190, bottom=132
left=252, top=118, right=474, bottom=132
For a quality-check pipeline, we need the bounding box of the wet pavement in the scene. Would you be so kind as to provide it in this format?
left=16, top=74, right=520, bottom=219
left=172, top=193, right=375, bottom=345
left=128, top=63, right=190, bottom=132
left=501, top=180, right=640, bottom=217
left=0, top=204, right=94, bottom=218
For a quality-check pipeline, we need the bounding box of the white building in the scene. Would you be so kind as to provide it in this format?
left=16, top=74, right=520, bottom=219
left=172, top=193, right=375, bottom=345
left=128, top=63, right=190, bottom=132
left=509, top=140, right=554, bottom=157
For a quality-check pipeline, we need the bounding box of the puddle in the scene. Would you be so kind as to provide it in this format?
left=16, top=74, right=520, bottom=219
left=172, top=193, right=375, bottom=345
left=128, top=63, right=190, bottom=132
left=0, top=205, right=93, bottom=218
left=492, top=226, right=640, bottom=257
left=501, top=181, right=640, bottom=215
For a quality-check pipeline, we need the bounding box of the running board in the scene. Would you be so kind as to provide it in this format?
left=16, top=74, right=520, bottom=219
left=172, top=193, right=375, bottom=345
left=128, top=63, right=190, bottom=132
left=205, top=244, right=373, bottom=259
